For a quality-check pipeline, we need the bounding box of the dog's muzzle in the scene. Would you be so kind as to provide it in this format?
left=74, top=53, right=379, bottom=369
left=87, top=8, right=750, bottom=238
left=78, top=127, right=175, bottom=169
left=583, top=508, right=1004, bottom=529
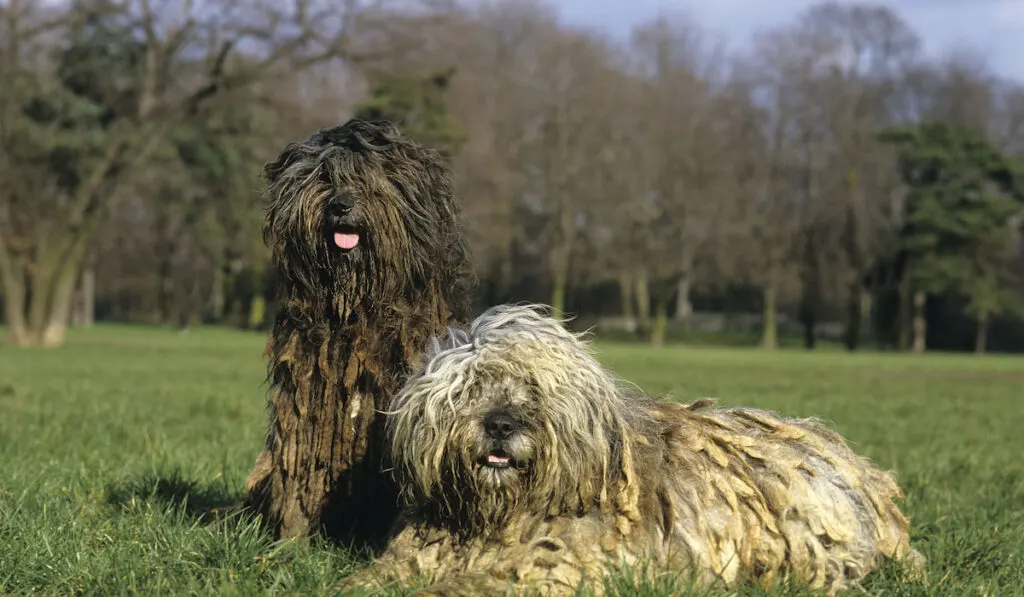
left=325, top=195, right=360, bottom=251
left=481, top=411, right=519, bottom=469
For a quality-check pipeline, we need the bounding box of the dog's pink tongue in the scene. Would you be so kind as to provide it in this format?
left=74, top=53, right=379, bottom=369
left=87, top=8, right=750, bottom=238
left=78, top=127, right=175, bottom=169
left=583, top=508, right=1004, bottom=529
left=334, top=232, right=359, bottom=249
left=487, top=454, right=510, bottom=465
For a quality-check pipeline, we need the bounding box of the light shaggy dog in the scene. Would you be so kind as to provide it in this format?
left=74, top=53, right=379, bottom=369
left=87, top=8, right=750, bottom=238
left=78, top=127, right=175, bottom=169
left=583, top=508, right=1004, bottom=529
left=340, top=304, right=924, bottom=595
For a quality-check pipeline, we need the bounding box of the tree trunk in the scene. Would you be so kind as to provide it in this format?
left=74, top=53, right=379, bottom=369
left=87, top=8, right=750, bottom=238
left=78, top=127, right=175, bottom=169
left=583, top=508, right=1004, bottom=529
left=843, top=280, right=862, bottom=351
left=249, top=295, right=266, bottom=329
left=82, top=266, right=95, bottom=327
left=550, top=266, right=567, bottom=322
left=498, top=190, right=516, bottom=307
left=71, top=266, right=95, bottom=327
left=209, top=265, right=226, bottom=323
left=156, top=235, right=176, bottom=325
left=650, top=295, right=668, bottom=346
left=859, top=289, right=872, bottom=348
left=40, top=261, right=80, bottom=346
left=674, top=275, right=692, bottom=323
left=898, top=274, right=912, bottom=350
left=634, top=273, right=650, bottom=336
left=761, top=285, right=778, bottom=350
left=223, top=266, right=240, bottom=326
left=4, top=243, right=85, bottom=347
left=799, top=235, right=819, bottom=350
left=841, top=168, right=868, bottom=350
left=911, top=289, right=926, bottom=354
left=618, top=272, right=635, bottom=333
left=549, top=206, right=573, bottom=322
left=799, top=281, right=818, bottom=351
left=800, top=300, right=816, bottom=350
left=178, top=272, right=203, bottom=331
left=157, top=270, right=174, bottom=325
left=13, top=268, right=79, bottom=346
left=1, top=271, right=28, bottom=346
left=498, top=249, right=513, bottom=306
left=974, top=311, right=989, bottom=354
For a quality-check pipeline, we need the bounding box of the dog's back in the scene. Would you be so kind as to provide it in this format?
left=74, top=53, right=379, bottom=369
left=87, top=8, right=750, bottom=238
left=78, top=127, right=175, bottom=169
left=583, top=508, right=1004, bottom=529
left=648, top=399, right=924, bottom=593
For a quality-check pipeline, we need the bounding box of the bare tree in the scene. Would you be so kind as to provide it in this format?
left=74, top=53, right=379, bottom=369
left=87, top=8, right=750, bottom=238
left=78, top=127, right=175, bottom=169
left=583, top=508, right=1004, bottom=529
left=448, top=0, right=559, bottom=307
left=0, top=0, right=435, bottom=346
left=729, top=30, right=819, bottom=349
left=501, top=27, right=617, bottom=319
left=922, top=48, right=998, bottom=134
left=591, top=74, right=653, bottom=333
left=626, top=13, right=730, bottom=344
left=993, top=81, right=1024, bottom=156
left=789, top=2, right=921, bottom=350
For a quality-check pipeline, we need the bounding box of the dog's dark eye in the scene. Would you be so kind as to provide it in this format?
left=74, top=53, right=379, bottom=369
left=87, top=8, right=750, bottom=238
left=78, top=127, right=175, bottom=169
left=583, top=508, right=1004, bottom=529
left=520, top=379, right=541, bottom=401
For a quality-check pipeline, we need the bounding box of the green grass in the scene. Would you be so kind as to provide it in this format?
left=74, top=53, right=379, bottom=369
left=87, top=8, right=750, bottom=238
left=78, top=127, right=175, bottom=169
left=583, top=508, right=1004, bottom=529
left=1, top=325, right=1022, bottom=595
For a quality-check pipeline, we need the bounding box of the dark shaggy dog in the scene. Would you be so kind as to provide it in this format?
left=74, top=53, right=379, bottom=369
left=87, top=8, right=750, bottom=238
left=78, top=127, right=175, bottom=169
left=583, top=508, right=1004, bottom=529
left=340, top=304, right=924, bottom=595
left=243, top=119, right=475, bottom=546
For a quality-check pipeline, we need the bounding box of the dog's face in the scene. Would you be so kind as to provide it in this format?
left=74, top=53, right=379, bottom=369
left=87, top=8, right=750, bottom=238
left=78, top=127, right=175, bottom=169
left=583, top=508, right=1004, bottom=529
left=446, top=375, right=540, bottom=490
left=323, top=191, right=365, bottom=258
left=260, top=119, right=470, bottom=303
left=312, top=185, right=388, bottom=275
left=388, top=306, right=641, bottom=529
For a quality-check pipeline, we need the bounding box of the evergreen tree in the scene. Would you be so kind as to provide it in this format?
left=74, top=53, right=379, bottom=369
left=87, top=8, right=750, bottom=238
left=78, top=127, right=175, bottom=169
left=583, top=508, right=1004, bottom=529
left=353, top=68, right=465, bottom=156
left=879, top=122, right=1024, bottom=352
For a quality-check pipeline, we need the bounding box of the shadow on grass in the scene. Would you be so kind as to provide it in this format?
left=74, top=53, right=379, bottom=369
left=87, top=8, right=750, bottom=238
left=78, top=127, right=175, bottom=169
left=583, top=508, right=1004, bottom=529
left=105, top=468, right=246, bottom=523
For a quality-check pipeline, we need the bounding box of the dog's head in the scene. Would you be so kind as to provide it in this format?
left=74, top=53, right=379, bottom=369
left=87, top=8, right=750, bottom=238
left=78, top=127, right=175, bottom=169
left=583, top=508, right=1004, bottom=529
left=387, top=304, right=650, bottom=531
left=261, top=119, right=472, bottom=305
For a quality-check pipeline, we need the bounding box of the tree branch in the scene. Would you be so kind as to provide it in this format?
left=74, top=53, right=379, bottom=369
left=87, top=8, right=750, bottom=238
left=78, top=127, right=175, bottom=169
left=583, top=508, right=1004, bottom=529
left=183, top=40, right=235, bottom=116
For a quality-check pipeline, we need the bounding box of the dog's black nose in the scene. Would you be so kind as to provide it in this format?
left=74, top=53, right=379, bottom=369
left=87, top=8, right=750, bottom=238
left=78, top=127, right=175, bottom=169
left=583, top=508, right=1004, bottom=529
left=484, top=411, right=518, bottom=440
left=327, top=195, right=354, bottom=216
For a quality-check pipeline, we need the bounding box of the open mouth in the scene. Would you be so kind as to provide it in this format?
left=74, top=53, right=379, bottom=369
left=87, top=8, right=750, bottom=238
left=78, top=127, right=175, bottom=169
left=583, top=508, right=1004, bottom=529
left=482, top=450, right=514, bottom=469
left=330, top=225, right=360, bottom=251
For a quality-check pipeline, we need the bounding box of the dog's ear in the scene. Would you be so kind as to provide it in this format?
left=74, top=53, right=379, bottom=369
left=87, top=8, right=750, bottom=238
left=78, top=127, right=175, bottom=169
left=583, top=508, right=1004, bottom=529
left=262, top=139, right=310, bottom=187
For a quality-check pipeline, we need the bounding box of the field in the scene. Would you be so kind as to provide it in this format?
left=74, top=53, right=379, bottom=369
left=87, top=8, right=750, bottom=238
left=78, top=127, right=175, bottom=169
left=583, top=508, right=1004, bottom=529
left=1, top=325, right=1022, bottom=596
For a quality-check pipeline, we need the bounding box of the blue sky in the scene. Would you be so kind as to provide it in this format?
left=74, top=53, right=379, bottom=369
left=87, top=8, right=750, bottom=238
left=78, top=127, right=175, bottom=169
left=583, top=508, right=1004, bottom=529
left=554, top=0, right=1024, bottom=82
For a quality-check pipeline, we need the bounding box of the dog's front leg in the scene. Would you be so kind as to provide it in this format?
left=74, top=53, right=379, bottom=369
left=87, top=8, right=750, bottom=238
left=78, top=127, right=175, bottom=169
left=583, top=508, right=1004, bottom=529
left=243, top=386, right=334, bottom=539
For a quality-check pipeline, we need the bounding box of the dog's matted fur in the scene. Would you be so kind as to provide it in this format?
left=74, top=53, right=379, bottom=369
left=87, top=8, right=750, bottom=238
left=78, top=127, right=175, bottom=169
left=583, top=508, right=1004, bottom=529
left=340, top=304, right=924, bottom=595
left=243, top=119, right=475, bottom=545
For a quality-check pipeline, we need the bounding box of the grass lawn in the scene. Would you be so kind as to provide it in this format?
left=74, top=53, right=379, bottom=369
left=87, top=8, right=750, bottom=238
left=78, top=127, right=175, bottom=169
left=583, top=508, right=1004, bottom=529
left=1, top=325, right=1022, bottom=595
